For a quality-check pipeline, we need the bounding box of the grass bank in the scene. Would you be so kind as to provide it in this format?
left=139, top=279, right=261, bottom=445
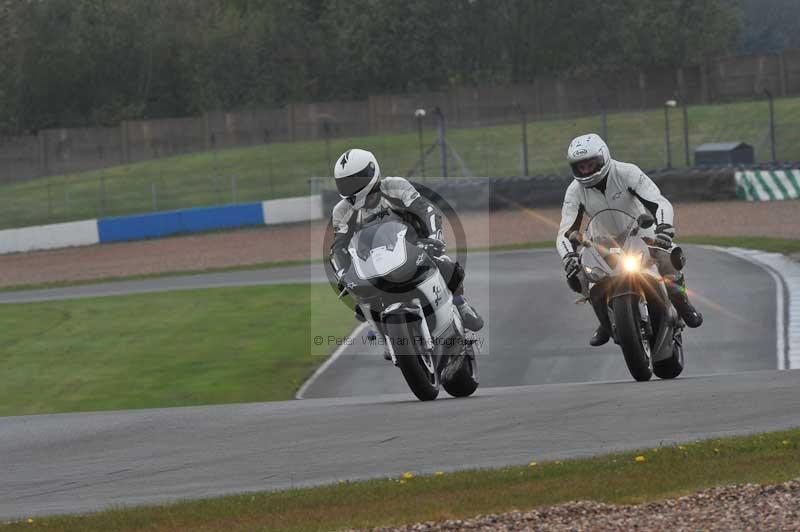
left=5, top=428, right=799, bottom=531
left=0, top=284, right=352, bottom=416
left=2, top=97, right=799, bottom=229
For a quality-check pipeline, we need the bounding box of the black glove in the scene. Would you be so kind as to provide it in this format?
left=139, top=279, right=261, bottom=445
left=419, top=232, right=446, bottom=255
left=563, top=252, right=580, bottom=280
left=563, top=252, right=582, bottom=293
left=654, top=223, right=674, bottom=249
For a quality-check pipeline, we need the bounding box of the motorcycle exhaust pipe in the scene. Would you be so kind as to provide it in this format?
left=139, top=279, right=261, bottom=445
left=670, top=246, right=686, bottom=271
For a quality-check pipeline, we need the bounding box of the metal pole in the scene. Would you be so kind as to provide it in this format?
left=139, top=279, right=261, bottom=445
left=151, top=182, right=157, bottom=211
left=765, top=89, right=776, bottom=162
left=600, top=109, right=608, bottom=142
left=681, top=99, right=690, bottom=167
left=519, top=104, right=529, bottom=177
left=664, top=106, right=672, bottom=169
left=323, top=121, right=331, bottom=176
left=231, top=175, right=237, bottom=204
left=100, top=176, right=106, bottom=216
left=269, top=156, right=274, bottom=198
left=210, top=132, right=219, bottom=180
left=47, top=183, right=52, bottom=220
left=435, top=107, right=447, bottom=178
left=416, top=113, right=426, bottom=177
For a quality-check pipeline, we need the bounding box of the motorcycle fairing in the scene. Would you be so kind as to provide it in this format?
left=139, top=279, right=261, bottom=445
left=349, top=225, right=409, bottom=280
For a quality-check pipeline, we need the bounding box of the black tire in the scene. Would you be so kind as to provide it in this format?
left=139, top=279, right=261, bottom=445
left=653, top=334, right=684, bottom=379
left=385, top=317, right=439, bottom=401
left=442, top=342, right=479, bottom=398
left=612, top=295, right=653, bottom=382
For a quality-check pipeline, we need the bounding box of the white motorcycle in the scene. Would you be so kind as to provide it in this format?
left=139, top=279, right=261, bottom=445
left=572, top=209, right=686, bottom=381
left=338, top=220, right=479, bottom=401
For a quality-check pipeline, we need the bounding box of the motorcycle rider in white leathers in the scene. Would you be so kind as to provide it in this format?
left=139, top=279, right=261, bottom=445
left=329, top=148, right=484, bottom=334
left=556, top=134, right=703, bottom=346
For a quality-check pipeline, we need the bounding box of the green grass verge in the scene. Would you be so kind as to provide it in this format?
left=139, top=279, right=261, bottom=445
left=5, top=428, right=799, bottom=531
left=0, top=284, right=353, bottom=416
left=2, top=96, right=799, bottom=229
left=680, top=235, right=800, bottom=254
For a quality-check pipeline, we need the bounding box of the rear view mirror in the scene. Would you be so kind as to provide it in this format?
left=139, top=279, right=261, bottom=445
left=637, top=213, right=655, bottom=229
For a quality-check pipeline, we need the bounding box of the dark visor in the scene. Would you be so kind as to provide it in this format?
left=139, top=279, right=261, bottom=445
left=570, top=156, right=604, bottom=177
left=336, top=162, right=375, bottom=197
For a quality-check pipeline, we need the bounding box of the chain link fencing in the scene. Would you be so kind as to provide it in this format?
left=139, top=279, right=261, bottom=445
left=1, top=96, right=798, bottom=230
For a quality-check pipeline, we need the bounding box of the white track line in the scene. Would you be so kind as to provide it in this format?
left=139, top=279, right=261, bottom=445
left=711, top=246, right=800, bottom=370
left=295, top=322, right=368, bottom=399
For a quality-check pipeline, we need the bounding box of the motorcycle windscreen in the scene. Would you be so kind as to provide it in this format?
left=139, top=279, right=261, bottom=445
left=581, top=245, right=613, bottom=274
left=349, top=223, right=409, bottom=280
left=585, top=209, right=637, bottom=250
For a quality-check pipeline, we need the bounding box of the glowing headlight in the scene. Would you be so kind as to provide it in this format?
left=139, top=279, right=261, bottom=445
left=622, top=253, right=642, bottom=272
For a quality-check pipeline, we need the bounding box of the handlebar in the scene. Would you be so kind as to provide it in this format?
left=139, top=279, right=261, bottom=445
left=642, top=236, right=671, bottom=250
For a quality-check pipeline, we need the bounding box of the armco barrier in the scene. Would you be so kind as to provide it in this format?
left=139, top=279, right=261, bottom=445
left=97, top=203, right=265, bottom=243
left=263, top=195, right=323, bottom=225
left=0, top=220, right=99, bottom=254
left=735, top=169, right=800, bottom=201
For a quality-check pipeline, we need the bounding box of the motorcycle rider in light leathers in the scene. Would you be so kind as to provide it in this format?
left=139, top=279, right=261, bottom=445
left=330, top=148, right=484, bottom=336
left=557, top=134, right=703, bottom=346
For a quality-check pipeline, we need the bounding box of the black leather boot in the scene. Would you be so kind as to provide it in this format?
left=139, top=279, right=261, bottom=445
left=589, top=295, right=612, bottom=347
left=665, top=274, right=703, bottom=328
left=590, top=325, right=611, bottom=346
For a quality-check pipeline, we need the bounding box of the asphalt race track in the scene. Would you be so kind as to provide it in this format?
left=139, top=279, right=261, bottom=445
left=1, top=246, right=795, bottom=520
left=301, top=247, right=779, bottom=396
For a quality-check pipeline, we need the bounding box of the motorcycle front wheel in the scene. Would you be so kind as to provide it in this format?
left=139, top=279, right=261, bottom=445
left=612, top=294, right=653, bottom=382
left=441, top=339, right=479, bottom=398
left=653, top=333, right=684, bottom=379
left=385, top=317, right=439, bottom=401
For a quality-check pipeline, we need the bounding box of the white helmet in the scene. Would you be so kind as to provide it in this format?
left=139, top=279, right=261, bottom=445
left=334, top=148, right=381, bottom=209
left=567, top=134, right=611, bottom=187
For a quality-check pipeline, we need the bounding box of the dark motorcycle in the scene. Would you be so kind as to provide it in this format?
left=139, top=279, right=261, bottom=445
left=338, top=220, right=479, bottom=401
left=572, top=209, right=685, bottom=381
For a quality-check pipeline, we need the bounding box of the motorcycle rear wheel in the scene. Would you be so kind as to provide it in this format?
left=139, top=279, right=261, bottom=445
left=385, top=318, right=439, bottom=401
left=612, top=294, right=653, bottom=382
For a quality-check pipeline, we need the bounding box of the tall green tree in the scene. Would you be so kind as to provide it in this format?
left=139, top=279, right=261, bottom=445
left=0, top=0, right=744, bottom=134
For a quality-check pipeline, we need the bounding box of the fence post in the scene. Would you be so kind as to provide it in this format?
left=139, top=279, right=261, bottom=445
left=415, top=109, right=426, bottom=177
left=518, top=104, right=529, bottom=177
left=663, top=102, right=674, bottom=169
left=231, top=175, right=237, bottom=204
left=120, top=121, right=129, bottom=164
left=204, top=112, right=212, bottom=151
left=100, top=176, right=107, bottom=216
left=287, top=103, right=296, bottom=142
left=765, top=89, right=776, bottom=162
left=434, top=107, right=447, bottom=178
left=47, top=183, right=53, bottom=220
left=151, top=183, right=158, bottom=211
left=679, top=96, right=690, bottom=167
left=323, top=120, right=332, bottom=176
left=600, top=108, right=608, bottom=143
left=39, top=131, right=49, bottom=177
